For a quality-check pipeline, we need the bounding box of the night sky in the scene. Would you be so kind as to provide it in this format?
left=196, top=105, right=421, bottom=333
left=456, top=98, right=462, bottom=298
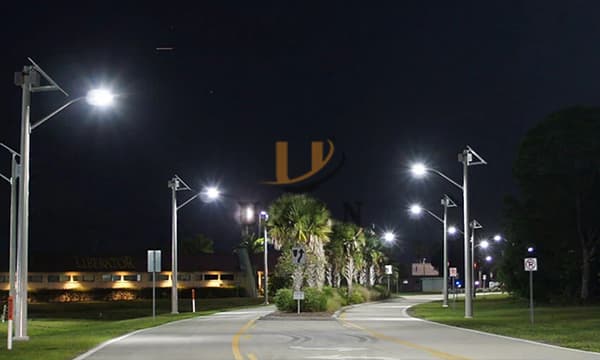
left=1, top=2, right=599, bottom=265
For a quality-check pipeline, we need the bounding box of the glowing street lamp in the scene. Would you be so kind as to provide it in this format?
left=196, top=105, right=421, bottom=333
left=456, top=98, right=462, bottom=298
left=14, top=58, right=116, bottom=340
left=479, top=240, right=490, bottom=249
left=168, top=176, right=220, bottom=314
left=409, top=204, right=423, bottom=215
left=383, top=231, right=396, bottom=243
left=447, top=226, right=458, bottom=235
left=493, top=234, right=502, bottom=242
left=411, top=147, right=487, bottom=319
left=485, top=255, right=493, bottom=262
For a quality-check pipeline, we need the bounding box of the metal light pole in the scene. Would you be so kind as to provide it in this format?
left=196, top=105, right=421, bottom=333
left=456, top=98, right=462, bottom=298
left=0, top=143, right=19, bottom=336
left=470, top=220, right=483, bottom=300
left=441, top=195, right=457, bottom=308
left=259, top=211, right=269, bottom=304
left=14, top=58, right=114, bottom=340
left=168, top=176, right=218, bottom=314
left=458, top=146, right=486, bottom=318
left=409, top=201, right=457, bottom=308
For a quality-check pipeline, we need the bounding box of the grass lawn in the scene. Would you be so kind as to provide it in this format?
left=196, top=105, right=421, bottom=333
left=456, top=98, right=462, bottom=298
left=409, top=294, right=600, bottom=353
left=0, top=297, right=264, bottom=360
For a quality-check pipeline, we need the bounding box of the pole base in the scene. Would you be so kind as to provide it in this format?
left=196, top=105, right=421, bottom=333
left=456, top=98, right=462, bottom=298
left=442, top=304, right=449, bottom=308
left=171, top=311, right=179, bottom=315
left=13, top=336, right=30, bottom=341
left=464, top=315, right=473, bottom=319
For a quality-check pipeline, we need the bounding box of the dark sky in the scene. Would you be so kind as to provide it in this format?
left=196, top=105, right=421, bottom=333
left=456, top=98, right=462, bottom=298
left=1, top=2, right=599, bottom=265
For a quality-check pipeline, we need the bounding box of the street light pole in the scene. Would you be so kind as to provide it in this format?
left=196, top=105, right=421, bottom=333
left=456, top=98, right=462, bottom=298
left=470, top=220, right=482, bottom=300
left=0, top=143, right=19, bottom=339
left=169, top=177, right=180, bottom=314
left=458, top=146, right=487, bottom=318
left=441, top=195, right=457, bottom=308
left=13, top=58, right=115, bottom=340
left=260, top=211, right=269, bottom=304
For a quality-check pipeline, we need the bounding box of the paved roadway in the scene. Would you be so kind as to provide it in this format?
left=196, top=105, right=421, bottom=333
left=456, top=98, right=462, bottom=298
left=75, top=295, right=600, bottom=360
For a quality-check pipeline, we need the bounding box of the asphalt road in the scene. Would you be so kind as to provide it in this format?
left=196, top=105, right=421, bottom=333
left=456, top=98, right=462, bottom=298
left=75, top=296, right=600, bottom=360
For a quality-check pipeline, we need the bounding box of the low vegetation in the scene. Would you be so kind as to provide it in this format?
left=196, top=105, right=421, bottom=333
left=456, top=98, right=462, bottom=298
left=409, top=294, right=600, bottom=353
left=274, top=285, right=389, bottom=313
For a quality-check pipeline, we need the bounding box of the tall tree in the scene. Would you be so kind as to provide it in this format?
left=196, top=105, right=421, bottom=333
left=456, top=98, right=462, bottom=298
left=500, top=107, right=600, bottom=302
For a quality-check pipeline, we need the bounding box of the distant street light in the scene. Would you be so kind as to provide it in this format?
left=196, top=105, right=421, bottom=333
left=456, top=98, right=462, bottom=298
left=14, top=58, right=116, bottom=340
left=408, top=195, right=457, bottom=307
left=479, top=240, right=490, bottom=249
left=447, top=226, right=458, bottom=235
left=527, top=246, right=535, bottom=253
left=485, top=255, right=493, bottom=262
left=493, top=234, right=502, bottom=242
left=383, top=231, right=396, bottom=243
left=168, top=175, right=219, bottom=314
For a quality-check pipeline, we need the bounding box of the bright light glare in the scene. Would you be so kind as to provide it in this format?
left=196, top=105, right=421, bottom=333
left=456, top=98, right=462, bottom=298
left=86, top=89, right=114, bottom=107
left=245, top=206, right=255, bottom=223
left=479, top=240, right=490, bottom=249
left=383, top=231, right=396, bottom=242
left=493, top=234, right=502, bottom=242
left=260, top=210, right=269, bottom=219
left=409, top=204, right=422, bottom=215
left=447, top=226, right=457, bottom=235
left=411, top=163, right=427, bottom=177
left=527, top=246, right=534, bottom=253
left=204, top=186, right=220, bottom=200
left=485, top=255, right=493, bottom=262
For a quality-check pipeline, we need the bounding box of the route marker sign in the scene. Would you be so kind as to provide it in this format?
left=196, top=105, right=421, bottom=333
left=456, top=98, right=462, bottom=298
left=524, top=257, right=538, bottom=325
left=385, top=265, right=393, bottom=275
left=292, top=246, right=306, bottom=265
left=449, top=267, right=457, bottom=277
left=293, top=291, right=305, bottom=300
left=524, top=258, right=537, bottom=271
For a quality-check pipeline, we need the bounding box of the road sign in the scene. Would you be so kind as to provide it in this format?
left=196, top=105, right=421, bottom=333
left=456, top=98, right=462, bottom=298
left=385, top=265, right=393, bottom=274
left=293, top=291, right=305, bottom=300
left=292, top=247, right=306, bottom=265
left=147, top=250, right=161, bottom=272
left=524, top=257, right=538, bottom=271
left=449, top=267, right=457, bottom=277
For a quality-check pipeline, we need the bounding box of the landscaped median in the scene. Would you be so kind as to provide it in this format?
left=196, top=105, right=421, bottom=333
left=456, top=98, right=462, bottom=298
left=0, top=297, right=264, bottom=360
left=408, top=294, right=600, bottom=353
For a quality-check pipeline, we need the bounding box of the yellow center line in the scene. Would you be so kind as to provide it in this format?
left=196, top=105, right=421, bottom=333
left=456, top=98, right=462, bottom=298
left=338, top=316, right=471, bottom=360
left=232, top=318, right=257, bottom=360
left=247, top=353, right=258, bottom=360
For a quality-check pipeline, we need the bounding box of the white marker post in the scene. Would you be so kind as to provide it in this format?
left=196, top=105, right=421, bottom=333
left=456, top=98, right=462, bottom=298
left=293, top=291, right=304, bottom=315
left=192, top=289, right=196, bottom=313
left=7, top=296, right=13, bottom=350
left=147, top=250, right=162, bottom=319
left=524, top=257, right=538, bottom=325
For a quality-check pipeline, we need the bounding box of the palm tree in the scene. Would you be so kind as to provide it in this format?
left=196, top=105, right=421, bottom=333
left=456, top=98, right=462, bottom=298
left=330, top=222, right=365, bottom=294
left=363, top=231, right=387, bottom=287
left=267, top=194, right=332, bottom=290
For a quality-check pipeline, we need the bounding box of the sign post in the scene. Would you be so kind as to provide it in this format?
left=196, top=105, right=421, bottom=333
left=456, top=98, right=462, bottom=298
left=7, top=296, right=13, bottom=350
left=147, top=250, right=162, bottom=319
left=385, top=265, right=392, bottom=293
left=191, top=289, right=196, bottom=313
left=293, top=291, right=304, bottom=314
left=524, top=257, right=538, bottom=325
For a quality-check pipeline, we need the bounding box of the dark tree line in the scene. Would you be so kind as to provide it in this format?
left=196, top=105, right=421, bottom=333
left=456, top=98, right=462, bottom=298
left=499, top=107, right=600, bottom=303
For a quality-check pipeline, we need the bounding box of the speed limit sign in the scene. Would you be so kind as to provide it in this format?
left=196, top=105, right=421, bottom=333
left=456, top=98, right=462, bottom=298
left=524, top=258, right=538, bottom=271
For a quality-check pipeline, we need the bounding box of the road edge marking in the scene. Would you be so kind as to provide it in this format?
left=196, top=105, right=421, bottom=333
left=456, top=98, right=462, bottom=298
left=232, top=318, right=257, bottom=360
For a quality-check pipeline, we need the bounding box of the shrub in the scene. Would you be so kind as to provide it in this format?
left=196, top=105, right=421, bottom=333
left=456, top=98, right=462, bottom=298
left=303, top=288, right=327, bottom=312
left=274, top=288, right=295, bottom=312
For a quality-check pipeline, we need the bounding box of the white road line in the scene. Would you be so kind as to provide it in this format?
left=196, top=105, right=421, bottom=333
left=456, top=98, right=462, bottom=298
left=290, top=346, right=368, bottom=352
left=305, top=355, right=399, bottom=360
left=341, top=317, right=422, bottom=321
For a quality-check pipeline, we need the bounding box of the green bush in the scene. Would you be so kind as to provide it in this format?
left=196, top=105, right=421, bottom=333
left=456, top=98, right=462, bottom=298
left=274, top=288, right=295, bottom=312
left=323, top=286, right=346, bottom=312
left=303, top=288, right=327, bottom=312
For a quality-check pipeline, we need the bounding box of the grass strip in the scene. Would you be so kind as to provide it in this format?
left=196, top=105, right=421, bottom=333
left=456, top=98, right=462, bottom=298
left=409, top=294, right=600, bottom=353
